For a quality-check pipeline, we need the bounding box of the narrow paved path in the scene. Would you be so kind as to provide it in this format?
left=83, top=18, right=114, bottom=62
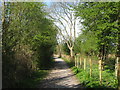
left=38, top=57, right=83, bottom=88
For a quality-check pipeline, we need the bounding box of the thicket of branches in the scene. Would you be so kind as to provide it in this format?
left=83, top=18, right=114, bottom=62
left=2, top=2, right=57, bottom=88
left=74, top=2, right=120, bottom=60
left=61, top=2, right=120, bottom=89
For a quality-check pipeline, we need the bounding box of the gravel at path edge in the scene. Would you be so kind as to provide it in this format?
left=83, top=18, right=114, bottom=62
left=38, top=57, right=83, bottom=88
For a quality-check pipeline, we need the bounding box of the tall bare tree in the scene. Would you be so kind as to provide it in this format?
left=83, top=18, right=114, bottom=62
left=47, top=2, right=80, bottom=58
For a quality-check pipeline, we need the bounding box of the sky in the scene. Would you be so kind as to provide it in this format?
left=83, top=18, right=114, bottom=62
left=0, top=1, right=82, bottom=43
left=44, top=2, right=51, bottom=7
left=44, top=2, right=82, bottom=43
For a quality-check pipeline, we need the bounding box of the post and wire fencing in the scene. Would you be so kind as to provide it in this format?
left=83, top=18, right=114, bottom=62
left=74, top=54, right=118, bottom=85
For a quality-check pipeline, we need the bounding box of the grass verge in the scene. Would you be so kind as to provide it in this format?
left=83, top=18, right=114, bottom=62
left=62, top=57, right=118, bottom=90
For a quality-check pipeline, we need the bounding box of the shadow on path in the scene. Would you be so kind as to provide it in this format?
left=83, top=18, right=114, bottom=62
left=38, top=57, right=83, bottom=88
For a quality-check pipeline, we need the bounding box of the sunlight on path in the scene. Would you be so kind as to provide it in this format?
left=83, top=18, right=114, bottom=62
left=38, top=57, right=82, bottom=88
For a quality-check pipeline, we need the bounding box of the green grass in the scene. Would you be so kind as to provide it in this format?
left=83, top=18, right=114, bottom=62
left=72, top=66, right=118, bottom=89
left=62, top=56, right=118, bottom=90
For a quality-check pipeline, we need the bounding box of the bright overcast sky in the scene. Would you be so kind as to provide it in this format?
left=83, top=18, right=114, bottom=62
left=44, top=2, right=82, bottom=43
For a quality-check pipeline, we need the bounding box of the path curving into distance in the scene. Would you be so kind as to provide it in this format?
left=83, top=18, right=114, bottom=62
left=38, top=57, right=83, bottom=88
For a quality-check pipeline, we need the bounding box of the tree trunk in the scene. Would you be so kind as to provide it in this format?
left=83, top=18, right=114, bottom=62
left=70, top=48, right=73, bottom=57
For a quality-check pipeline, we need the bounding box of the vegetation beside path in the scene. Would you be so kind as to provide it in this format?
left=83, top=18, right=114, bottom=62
left=2, top=2, right=57, bottom=88
left=2, top=2, right=120, bottom=89
left=17, top=70, right=49, bottom=88
left=62, top=56, right=118, bottom=90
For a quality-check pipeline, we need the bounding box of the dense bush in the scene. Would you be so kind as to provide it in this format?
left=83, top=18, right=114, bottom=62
left=2, top=2, right=57, bottom=88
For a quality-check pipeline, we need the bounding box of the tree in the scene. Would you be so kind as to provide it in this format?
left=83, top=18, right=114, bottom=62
left=75, top=2, right=120, bottom=89
left=74, top=30, right=98, bottom=56
left=47, top=2, right=80, bottom=58
left=2, top=2, right=57, bottom=88
left=75, top=2, right=119, bottom=60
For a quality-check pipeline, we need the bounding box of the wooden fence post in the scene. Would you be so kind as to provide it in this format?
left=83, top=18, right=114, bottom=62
left=115, top=57, right=119, bottom=77
left=84, top=58, right=86, bottom=70
left=75, top=56, right=76, bottom=67
left=80, top=57, right=82, bottom=68
left=115, top=63, right=117, bottom=77
left=118, top=62, right=120, bottom=90
left=89, top=58, right=92, bottom=77
left=99, top=60, right=102, bottom=85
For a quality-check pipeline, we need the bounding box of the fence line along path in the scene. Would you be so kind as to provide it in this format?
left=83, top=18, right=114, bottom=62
left=38, top=57, right=83, bottom=88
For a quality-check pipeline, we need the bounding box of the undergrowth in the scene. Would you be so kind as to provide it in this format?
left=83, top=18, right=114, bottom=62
left=63, top=57, right=118, bottom=90
left=16, top=69, right=49, bottom=88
